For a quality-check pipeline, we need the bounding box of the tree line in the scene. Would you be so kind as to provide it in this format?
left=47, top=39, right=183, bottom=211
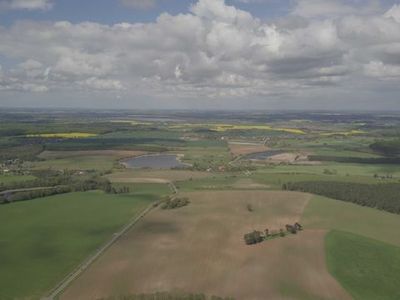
left=0, top=174, right=130, bottom=204
left=283, top=181, right=400, bottom=214
left=370, top=139, right=400, bottom=156
left=308, top=155, right=400, bottom=164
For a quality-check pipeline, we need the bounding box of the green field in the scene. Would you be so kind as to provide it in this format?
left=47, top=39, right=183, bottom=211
left=32, top=155, right=118, bottom=171
left=0, top=174, right=36, bottom=184
left=111, top=182, right=172, bottom=196
left=0, top=190, right=164, bottom=300
left=302, top=195, right=400, bottom=247
left=1, top=110, right=400, bottom=299
left=326, top=230, right=400, bottom=300
left=253, top=163, right=400, bottom=177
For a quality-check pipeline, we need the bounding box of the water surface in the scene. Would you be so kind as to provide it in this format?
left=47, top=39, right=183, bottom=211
left=243, top=150, right=284, bottom=160
left=123, top=154, right=187, bottom=169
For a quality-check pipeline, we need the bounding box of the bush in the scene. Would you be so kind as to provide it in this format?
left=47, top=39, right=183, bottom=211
left=244, top=230, right=264, bottom=245
left=161, top=197, right=190, bottom=209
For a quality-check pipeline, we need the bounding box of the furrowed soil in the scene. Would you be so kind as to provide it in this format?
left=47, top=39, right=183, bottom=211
left=228, top=143, right=268, bottom=157
left=61, top=191, right=350, bottom=300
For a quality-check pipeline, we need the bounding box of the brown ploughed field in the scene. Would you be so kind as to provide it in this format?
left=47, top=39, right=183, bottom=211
left=61, top=191, right=350, bottom=300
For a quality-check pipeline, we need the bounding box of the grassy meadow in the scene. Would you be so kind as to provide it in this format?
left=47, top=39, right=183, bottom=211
left=326, top=230, right=400, bottom=300
left=0, top=174, right=36, bottom=184
left=0, top=190, right=164, bottom=300
left=302, top=195, right=400, bottom=247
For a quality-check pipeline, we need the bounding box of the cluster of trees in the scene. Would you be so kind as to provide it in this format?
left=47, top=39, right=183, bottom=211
left=99, top=293, right=234, bottom=300
left=105, top=185, right=130, bottom=194
left=283, top=181, right=400, bottom=214
left=161, top=197, right=190, bottom=209
left=0, top=186, right=71, bottom=204
left=0, top=174, right=118, bottom=204
left=308, top=155, right=400, bottom=164
left=244, top=223, right=303, bottom=245
left=244, top=230, right=264, bottom=245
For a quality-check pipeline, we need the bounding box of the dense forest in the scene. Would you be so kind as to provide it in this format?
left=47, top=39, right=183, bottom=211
left=283, top=181, right=400, bottom=214
left=308, top=155, right=400, bottom=164
left=370, top=139, right=400, bottom=156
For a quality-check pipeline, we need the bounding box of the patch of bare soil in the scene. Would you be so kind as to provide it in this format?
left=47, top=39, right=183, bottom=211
left=228, top=143, right=269, bottom=157
left=61, top=191, right=350, bottom=300
left=232, top=178, right=270, bottom=189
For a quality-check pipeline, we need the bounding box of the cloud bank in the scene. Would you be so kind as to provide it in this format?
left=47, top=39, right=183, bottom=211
left=0, top=0, right=399, bottom=107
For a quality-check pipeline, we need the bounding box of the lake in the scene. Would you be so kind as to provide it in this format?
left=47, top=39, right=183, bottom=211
left=122, top=154, right=188, bottom=169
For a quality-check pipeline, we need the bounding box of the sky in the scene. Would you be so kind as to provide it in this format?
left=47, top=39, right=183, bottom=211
left=0, top=0, right=400, bottom=110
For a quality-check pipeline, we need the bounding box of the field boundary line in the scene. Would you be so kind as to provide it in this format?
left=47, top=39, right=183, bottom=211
left=42, top=202, right=157, bottom=300
left=0, top=186, right=64, bottom=195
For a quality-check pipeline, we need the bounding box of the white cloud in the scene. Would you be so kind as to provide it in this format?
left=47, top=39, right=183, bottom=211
left=0, top=0, right=399, bottom=102
left=364, top=60, right=400, bottom=78
left=80, top=77, right=124, bottom=90
left=384, top=4, right=400, bottom=22
left=0, top=0, right=53, bottom=10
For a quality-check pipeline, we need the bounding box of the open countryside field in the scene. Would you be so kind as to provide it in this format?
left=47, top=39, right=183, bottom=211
left=228, top=142, right=268, bottom=157
left=326, top=230, right=400, bottom=300
left=302, top=195, right=400, bottom=247
left=38, top=150, right=146, bottom=160
left=0, top=189, right=166, bottom=300
left=32, top=155, right=120, bottom=171
left=61, top=191, right=351, bottom=300
left=32, top=150, right=147, bottom=171
left=2, top=110, right=400, bottom=299
left=0, top=174, right=36, bottom=184
left=107, top=169, right=213, bottom=182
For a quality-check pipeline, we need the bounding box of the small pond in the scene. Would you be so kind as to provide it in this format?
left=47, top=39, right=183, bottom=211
left=243, top=150, right=284, bottom=160
left=122, top=154, right=188, bottom=169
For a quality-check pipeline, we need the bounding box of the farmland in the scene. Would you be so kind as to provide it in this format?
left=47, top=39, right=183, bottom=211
left=61, top=191, right=352, bottom=300
left=0, top=109, right=400, bottom=299
left=0, top=190, right=164, bottom=300
left=326, top=231, right=400, bottom=300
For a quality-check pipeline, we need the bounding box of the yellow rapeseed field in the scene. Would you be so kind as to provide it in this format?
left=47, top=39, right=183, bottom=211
left=319, top=130, right=365, bottom=136
left=169, top=123, right=305, bottom=134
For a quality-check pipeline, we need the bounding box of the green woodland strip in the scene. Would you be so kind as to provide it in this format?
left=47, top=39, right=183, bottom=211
left=284, top=181, right=400, bottom=214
